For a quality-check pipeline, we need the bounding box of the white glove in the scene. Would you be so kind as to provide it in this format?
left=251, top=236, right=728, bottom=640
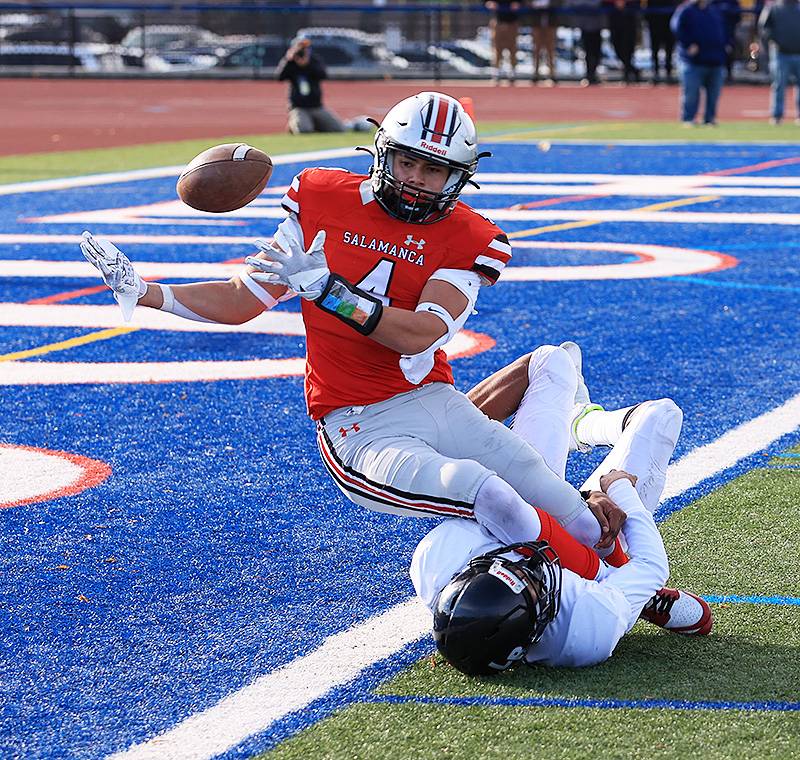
left=80, top=231, right=147, bottom=321
left=245, top=227, right=329, bottom=300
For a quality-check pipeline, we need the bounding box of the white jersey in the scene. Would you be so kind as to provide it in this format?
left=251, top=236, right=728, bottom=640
left=410, top=479, right=669, bottom=668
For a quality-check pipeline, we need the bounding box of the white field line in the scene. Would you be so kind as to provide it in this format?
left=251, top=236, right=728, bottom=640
left=661, top=390, right=800, bottom=500
left=0, top=242, right=729, bottom=283
left=461, top=184, right=800, bottom=198
left=481, top=209, right=800, bottom=225
left=108, top=390, right=800, bottom=760
left=108, top=598, right=431, bottom=760
left=474, top=173, right=800, bottom=187
left=30, top=207, right=800, bottom=226
left=0, top=259, right=247, bottom=279
left=0, top=358, right=308, bottom=385
left=0, top=147, right=360, bottom=196
left=0, top=234, right=258, bottom=246
left=0, top=303, right=304, bottom=334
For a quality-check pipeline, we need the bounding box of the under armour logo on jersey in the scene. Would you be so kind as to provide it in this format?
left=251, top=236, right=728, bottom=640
left=339, top=424, right=361, bottom=437
left=404, top=235, right=426, bottom=250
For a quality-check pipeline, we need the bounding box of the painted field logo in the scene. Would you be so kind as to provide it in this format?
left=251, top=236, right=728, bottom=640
left=0, top=444, right=111, bottom=508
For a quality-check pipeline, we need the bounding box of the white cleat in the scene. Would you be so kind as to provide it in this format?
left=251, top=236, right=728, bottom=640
left=640, top=586, right=713, bottom=635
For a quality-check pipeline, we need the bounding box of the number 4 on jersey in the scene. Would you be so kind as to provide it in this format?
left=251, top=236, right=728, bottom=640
left=355, top=259, right=395, bottom=305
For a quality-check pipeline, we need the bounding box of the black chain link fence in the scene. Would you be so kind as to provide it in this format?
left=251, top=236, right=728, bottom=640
left=0, top=1, right=770, bottom=82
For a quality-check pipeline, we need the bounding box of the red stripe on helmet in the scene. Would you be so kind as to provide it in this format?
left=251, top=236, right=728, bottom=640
left=430, top=96, right=450, bottom=144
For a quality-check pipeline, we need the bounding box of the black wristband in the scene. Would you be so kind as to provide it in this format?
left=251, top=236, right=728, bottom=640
left=314, top=273, right=384, bottom=335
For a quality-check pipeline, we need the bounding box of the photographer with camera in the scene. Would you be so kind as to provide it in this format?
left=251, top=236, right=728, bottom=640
left=276, top=37, right=346, bottom=134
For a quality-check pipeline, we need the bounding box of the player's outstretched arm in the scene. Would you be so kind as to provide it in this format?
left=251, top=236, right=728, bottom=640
left=81, top=231, right=288, bottom=324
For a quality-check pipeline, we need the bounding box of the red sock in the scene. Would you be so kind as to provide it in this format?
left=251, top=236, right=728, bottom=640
left=534, top=508, right=600, bottom=580
left=603, top=536, right=630, bottom=568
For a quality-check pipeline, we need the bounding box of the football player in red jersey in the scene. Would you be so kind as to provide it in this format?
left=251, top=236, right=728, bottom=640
left=80, top=92, right=624, bottom=559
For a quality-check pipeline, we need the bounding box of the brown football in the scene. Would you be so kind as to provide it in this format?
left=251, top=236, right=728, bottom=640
left=176, top=143, right=273, bottom=213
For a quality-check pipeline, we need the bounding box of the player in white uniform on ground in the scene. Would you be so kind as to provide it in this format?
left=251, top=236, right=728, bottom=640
left=412, top=343, right=712, bottom=675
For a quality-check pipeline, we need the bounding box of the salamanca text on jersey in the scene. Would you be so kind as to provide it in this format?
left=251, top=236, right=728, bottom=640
left=342, top=231, right=426, bottom=266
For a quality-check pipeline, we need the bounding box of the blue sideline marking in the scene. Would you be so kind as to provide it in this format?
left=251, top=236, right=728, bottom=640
left=365, top=693, right=800, bottom=713
left=705, top=594, right=800, bottom=606
left=668, top=276, right=800, bottom=294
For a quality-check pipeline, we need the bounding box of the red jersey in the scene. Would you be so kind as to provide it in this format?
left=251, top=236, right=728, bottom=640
left=282, top=167, right=511, bottom=419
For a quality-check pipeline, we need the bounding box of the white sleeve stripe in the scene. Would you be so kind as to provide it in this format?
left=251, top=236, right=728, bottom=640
left=475, top=254, right=507, bottom=272
left=488, top=238, right=512, bottom=255
left=281, top=195, right=300, bottom=213
left=290, top=175, right=300, bottom=191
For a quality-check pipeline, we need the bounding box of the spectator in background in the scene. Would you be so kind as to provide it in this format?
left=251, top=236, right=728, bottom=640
left=671, top=0, right=731, bottom=125
left=759, top=0, right=800, bottom=125
left=714, top=0, right=741, bottom=80
left=563, top=0, right=607, bottom=87
left=485, top=0, right=522, bottom=83
left=565, top=0, right=608, bottom=85
left=608, top=0, right=642, bottom=83
left=276, top=37, right=346, bottom=134
left=530, top=0, right=560, bottom=84
left=645, top=0, right=678, bottom=83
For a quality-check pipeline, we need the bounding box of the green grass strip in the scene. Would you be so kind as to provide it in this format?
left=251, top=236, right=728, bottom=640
left=0, top=133, right=365, bottom=185
left=263, top=702, right=800, bottom=760
left=261, top=466, right=800, bottom=758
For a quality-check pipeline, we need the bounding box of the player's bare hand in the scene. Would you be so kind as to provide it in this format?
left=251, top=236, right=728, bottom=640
left=599, top=469, right=637, bottom=493
left=586, top=490, right=627, bottom=549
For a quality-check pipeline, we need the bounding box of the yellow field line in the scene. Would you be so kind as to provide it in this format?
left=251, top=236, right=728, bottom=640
left=508, top=194, right=721, bottom=239
left=509, top=219, right=599, bottom=238
left=634, top=194, right=720, bottom=212
left=0, top=326, right=138, bottom=362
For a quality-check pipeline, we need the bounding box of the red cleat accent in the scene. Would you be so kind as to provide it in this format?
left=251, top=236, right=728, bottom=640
left=640, top=587, right=713, bottom=635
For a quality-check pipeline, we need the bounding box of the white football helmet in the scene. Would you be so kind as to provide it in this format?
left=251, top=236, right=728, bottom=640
left=371, top=92, right=486, bottom=224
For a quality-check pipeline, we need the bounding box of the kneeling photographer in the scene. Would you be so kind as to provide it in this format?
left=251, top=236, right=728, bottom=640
left=276, top=37, right=347, bottom=134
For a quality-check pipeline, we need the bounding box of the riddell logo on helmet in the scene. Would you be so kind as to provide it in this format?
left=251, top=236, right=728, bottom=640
left=420, top=141, right=448, bottom=156
left=489, top=562, right=525, bottom=594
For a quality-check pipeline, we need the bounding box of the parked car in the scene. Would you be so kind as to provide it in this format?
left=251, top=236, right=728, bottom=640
left=2, top=23, right=108, bottom=43
left=294, top=27, right=407, bottom=72
left=218, top=38, right=286, bottom=70
left=0, top=42, right=114, bottom=70
left=119, top=24, right=229, bottom=70
left=218, top=32, right=406, bottom=77
left=391, top=42, right=467, bottom=77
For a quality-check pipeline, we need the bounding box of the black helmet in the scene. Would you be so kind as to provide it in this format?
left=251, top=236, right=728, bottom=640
left=432, top=541, right=562, bottom=676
